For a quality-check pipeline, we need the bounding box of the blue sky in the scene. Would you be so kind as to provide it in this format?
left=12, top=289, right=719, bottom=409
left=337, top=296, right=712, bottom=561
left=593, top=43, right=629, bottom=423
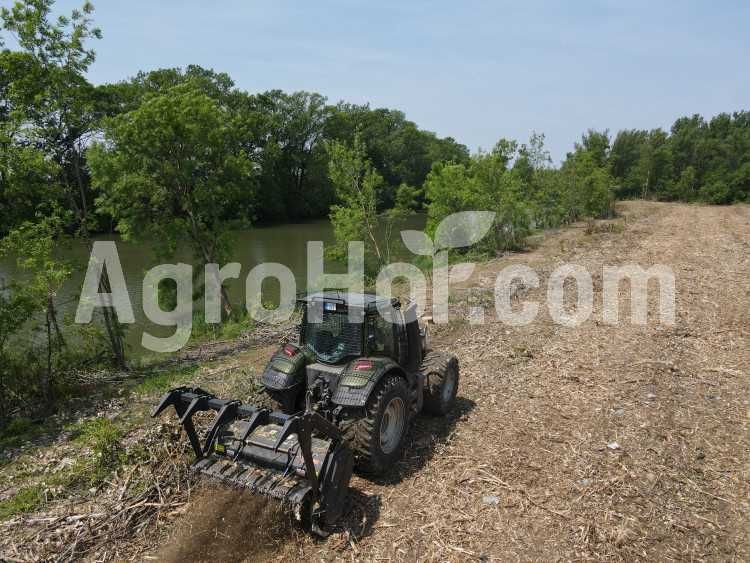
left=26, top=0, right=750, bottom=160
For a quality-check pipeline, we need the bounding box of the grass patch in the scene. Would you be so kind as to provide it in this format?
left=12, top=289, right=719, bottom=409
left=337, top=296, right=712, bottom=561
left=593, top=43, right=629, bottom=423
left=190, top=312, right=255, bottom=345
left=56, top=458, right=111, bottom=489
left=133, top=364, right=200, bottom=395
left=0, top=484, right=46, bottom=520
left=67, top=418, right=125, bottom=484
left=71, top=419, right=122, bottom=462
left=0, top=419, right=130, bottom=521
left=0, top=417, right=56, bottom=451
left=0, top=432, right=127, bottom=521
left=584, top=219, right=625, bottom=235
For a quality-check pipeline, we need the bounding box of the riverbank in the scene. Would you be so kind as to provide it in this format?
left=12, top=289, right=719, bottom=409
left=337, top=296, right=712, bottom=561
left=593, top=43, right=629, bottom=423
left=1, top=201, right=748, bottom=561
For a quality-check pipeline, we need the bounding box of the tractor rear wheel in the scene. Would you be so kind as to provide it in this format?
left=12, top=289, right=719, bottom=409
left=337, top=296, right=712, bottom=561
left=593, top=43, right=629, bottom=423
left=340, top=375, right=410, bottom=475
left=421, top=351, right=459, bottom=416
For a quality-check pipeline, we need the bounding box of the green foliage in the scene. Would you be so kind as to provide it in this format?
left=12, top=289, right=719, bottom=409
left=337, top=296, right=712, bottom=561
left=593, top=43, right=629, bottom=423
left=0, top=484, right=46, bottom=520
left=0, top=326, right=109, bottom=425
left=1, top=0, right=104, bottom=234
left=0, top=215, right=72, bottom=302
left=327, top=135, right=386, bottom=268
left=2, top=417, right=35, bottom=438
left=90, top=84, right=255, bottom=314
left=70, top=418, right=123, bottom=477
left=393, top=183, right=422, bottom=212
left=1, top=0, right=746, bottom=246
left=251, top=90, right=334, bottom=221
left=90, top=85, right=253, bottom=262
left=190, top=311, right=255, bottom=344
left=98, top=65, right=237, bottom=115
left=425, top=152, right=528, bottom=254
left=0, top=212, right=111, bottom=423
left=0, top=417, right=127, bottom=520
left=561, top=136, right=616, bottom=219
left=0, top=284, right=38, bottom=352
left=133, top=365, right=200, bottom=395
left=609, top=112, right=750, bottom=204
left=0, top=135, right=60, bottom=234
left=0, top=215, right=76, bottom=417
left=0, top=417, right=45, bottom=450
left=325, top=103, right=469, bottom=209
left=425, top=131, right=616, bottom=256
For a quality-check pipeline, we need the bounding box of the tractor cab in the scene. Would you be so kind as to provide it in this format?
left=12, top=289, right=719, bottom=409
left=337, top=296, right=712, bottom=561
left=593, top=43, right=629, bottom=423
left=298, top=292, right=424, bottom=372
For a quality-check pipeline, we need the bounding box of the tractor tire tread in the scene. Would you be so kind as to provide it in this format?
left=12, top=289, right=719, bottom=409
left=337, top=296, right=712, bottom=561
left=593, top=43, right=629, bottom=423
left=420, top=351, right=459, bottom=416
left=339, top=375, right=409, bottom=475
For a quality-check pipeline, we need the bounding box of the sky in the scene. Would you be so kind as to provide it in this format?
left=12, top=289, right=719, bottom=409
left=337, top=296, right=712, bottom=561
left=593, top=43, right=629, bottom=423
left=17, top=0, right=750, bottom=161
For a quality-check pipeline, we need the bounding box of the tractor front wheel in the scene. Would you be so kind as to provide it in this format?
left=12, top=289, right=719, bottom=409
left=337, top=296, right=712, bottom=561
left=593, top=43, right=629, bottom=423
left=421, top=351, right=459, bottom=416
left=340, top=375, right=410, bottom=475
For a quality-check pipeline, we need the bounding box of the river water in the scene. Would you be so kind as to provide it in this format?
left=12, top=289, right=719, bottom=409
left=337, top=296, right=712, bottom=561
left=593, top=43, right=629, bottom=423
left=0, top=215, right=426, bottom=355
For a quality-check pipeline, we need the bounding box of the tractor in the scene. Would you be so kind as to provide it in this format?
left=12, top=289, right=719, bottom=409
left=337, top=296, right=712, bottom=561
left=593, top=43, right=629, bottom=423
left=152, top=292, right=459, bottom=534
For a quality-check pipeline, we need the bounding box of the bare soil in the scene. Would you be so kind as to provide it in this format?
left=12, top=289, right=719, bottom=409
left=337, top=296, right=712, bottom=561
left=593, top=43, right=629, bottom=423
left=156, top=487, right=296, bottom=563
left=1, top=201, right=748, bottom=562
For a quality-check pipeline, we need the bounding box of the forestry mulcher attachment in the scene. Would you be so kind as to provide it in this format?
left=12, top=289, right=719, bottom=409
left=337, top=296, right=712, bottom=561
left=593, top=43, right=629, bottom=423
left=153, top=292, right=459, bottom=534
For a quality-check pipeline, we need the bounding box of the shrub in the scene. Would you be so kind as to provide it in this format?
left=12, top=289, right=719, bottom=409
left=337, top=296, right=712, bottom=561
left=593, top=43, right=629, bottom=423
left=0, top=485, right=46, bottom=520
left=133, top=364, right=200, bottom=395
left=72, top=418, right=124, bottom=478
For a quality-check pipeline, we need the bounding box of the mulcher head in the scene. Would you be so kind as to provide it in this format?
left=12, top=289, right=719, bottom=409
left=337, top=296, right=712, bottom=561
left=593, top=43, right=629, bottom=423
left=152, top=387, right=353, bottom=534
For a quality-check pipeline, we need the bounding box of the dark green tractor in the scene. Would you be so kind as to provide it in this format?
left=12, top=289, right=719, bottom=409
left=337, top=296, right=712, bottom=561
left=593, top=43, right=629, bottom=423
left=152, top=292, right=459, bottom=534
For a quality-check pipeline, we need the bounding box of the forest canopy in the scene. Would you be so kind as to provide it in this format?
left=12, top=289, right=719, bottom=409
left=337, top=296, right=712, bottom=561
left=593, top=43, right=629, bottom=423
left=2, top=1, right=747, bottom=242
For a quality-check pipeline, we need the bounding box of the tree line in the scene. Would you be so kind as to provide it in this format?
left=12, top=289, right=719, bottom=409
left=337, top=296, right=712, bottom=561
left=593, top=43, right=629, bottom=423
left=0, top=8, right=469, bottom=237
left=0, top=0, right=748, bottom=425
left=609, top=114, right=750, bottom=204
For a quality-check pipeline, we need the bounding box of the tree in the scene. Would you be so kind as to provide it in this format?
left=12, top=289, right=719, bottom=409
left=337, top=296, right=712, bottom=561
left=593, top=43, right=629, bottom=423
left=670, top=165, right=698, bottom=201
left=0, top=215, right=72, bottom=408
left=608, top=112, right=749, bottom=204
left=1, top=0, right=104, bottom=233
left=730, top=162, right=750, bottom=202
left=0, top=125, right=60, bottom=233
left=382, top=183, right=422, bottom=262
left=234, top=90, right=334, bottom=222
left=560, top=134, right=615, bottom=219
left=393, top=182, right=422, bottom=212
left=325, top=102, right=469, bottom=209
left=89, top=85, right=254, bottom=316
left=424, top=143, right=534, bottom=253
left=573, top=130, right=610, bottom=168
left=101, top=65, right=236, bottom=114
left=327, top=135, right=385, bottom=269
left=609, top=129, right=647, bottom=197
left=0, top=279, right=38, bottom=421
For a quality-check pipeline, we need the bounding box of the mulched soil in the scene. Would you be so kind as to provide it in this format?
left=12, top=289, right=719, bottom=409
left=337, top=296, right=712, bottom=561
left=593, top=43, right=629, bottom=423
left=1, top=201, right=748, bottom=562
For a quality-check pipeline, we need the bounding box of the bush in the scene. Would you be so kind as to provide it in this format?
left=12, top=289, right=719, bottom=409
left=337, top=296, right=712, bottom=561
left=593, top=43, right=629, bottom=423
left=0, top=323, right=110, bottom=425
left=71, top=418, right=124, bottom=478
left=0, top=417, right=47, bottom=450
left=0, top=485, right=46, bottom=520
left=423, top=135, right=615, bottom=258
left=133, top=364, right=200, bottom=395
left=191, top=310, right=255, bottom=343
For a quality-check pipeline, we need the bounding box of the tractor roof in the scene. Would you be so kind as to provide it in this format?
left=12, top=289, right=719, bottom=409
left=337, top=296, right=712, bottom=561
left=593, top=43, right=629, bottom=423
left=299, top=291, right=399, bottom=312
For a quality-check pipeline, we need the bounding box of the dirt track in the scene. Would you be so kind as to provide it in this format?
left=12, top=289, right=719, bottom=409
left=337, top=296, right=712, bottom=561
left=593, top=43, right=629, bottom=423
left=2, top=202, right=748, bottom=562
left=264, top=201, right=748, bottom=561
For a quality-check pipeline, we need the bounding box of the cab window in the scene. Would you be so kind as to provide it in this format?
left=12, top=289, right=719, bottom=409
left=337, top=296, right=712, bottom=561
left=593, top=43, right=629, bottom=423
left=367, top=315, right=395, bottom=358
